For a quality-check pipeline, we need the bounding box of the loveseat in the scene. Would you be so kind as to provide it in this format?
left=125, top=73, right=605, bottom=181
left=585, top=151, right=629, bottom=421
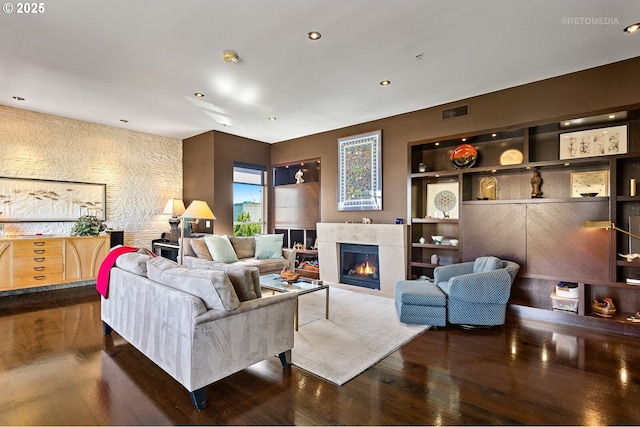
left=180, top=234, right=296, bottom=275
left=101, top=251, right=297, bottom=410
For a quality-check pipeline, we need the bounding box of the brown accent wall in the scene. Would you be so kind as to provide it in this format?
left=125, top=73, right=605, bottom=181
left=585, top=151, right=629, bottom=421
left=183, top=130, right=271, bottom=236
left=270, top=56, right=640, bottom=225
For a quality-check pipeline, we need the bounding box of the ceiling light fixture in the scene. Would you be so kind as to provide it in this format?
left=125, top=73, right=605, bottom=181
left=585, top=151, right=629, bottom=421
left=623, top=22, right=640, bottom=33
left=307, top=31, right=321, bottom=40
left=223, top=50, right=239, bottom=64
left=12, top=96, right=25, bottom=101
left=119, top=119, right=128, bottom=123
left=268, top=116, right=277, bottom=121
left=380, top=80, right=391, bottom=86
left=194, top=92, right=205, bottom=98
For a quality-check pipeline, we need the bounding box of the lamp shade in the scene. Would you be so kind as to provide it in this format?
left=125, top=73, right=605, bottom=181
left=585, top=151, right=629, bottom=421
left=183, top=200, right=216, bottom=220
left=163, top=199, right=186, bottom=216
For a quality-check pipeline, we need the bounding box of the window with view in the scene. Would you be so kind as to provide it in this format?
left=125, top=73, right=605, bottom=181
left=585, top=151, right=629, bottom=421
left=233, top=163, right=266, bottom=237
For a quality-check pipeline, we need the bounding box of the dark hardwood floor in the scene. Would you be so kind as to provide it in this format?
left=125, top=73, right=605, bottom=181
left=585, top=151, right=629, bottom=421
left=1, top=285, right=640, bottom=425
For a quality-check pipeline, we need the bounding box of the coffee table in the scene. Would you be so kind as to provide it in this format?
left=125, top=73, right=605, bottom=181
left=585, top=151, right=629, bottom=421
left=259, top=274, right=329, bottom=331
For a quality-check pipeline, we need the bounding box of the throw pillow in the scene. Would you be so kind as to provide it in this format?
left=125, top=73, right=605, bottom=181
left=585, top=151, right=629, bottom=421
left=190, top=238, right=213, bottom=261
left=146, top=257, right=240, bottom=311
left=473, top=256, right=503, bottom=273
left=254, top=234, right=284, bottom=260
left=229, top=236, right=256, bottom=259
left=204, top=235, right=239, bottom=263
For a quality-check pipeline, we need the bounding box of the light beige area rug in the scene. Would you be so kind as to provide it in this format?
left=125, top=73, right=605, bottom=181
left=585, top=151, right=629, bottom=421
left=291, top=286, right=428, bottom=385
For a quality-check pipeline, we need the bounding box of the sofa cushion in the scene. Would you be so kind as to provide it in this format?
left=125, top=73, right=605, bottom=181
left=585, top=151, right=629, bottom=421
left=473, top=256, right=502, bottom=273
left=146, top=257, right=240, bottom=311
left=254, top=234, right=284, bottom=260
left=114, top=251, right=153, bottom=276
left=229, top=236, right=255, bottom=259
left=190, top=238, right=213, bottom=261
left=204, top=235, right=239, bottom=263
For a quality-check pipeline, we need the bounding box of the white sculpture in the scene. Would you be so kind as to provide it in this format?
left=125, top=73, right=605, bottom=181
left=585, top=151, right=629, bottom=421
left=295, top=169, right=304, bottom=184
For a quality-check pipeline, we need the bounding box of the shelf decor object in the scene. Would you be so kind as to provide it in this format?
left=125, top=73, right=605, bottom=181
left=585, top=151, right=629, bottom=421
left=559, top=125, right=627, bottom=160
left=479, top=176, right=497, bottom=200
left=449, top=144, right=478, bottom=168
left=499, top=149, right=524, bottom=165
left=0, top=177, right=106, bottom=221
left=570, top=170, right=609, bottom=197
left=426, top=182, right=459, bottom=219
left=337, top=130, right=382, bottom=211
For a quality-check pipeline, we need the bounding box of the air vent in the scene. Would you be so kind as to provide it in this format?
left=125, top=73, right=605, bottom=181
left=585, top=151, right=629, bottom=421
left=442, top=105, right=469, bottom=120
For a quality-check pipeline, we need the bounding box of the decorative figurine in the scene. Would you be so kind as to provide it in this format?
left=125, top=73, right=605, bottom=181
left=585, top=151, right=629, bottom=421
left=295, top=169, right=304, bottom=184
left=418, top=162, right=427, bottom=173
left=531, top=170, right=543, bottom=198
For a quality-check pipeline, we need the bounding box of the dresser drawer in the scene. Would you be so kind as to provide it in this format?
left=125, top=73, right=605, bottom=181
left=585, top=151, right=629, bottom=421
left=13, top=272, right=64, bottom=287
left=13, top=254, right=64, bottom=271
left=13, top=246, right=63, bottom=258
left=12, top=239, right=63, bottom=251
left=13, top=261, right=64, bottom=276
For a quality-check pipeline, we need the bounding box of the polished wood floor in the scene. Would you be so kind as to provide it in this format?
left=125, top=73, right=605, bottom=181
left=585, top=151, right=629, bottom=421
left=1, top=286, right=640, bottom=426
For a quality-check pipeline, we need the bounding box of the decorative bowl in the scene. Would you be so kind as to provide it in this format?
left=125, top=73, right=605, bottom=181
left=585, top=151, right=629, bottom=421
left=450, top=144, right=478, bottom=169
left=449, top=239, right=459, bottom=246
left=580, top=192, right=598, bottom=197
left=431, top=235, right=443, bottom=244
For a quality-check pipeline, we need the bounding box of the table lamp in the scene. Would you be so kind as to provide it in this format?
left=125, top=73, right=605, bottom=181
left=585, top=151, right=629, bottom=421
left=162, top=198, right=186, bottom=241
left=180, top=200, right=216, bottom=265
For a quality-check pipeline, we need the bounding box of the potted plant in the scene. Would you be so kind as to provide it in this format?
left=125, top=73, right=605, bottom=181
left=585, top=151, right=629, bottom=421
left=70, top=215, right=106, bottom=236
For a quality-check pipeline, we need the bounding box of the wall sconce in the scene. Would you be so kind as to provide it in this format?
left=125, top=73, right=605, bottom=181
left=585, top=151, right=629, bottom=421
left=180, top=200, right=216, bottom=265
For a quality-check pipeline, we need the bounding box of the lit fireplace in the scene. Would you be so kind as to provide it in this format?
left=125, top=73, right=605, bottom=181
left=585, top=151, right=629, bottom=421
left=339, top=243, right=380, bottom=290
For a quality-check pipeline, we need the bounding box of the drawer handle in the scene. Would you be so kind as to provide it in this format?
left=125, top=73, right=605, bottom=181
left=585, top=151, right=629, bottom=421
left=33, top=241, right=45, bottom=246
left=33, top=266, right=45, bottom=271
left=33, top=257, right=45, bottom=262
left=33, top=249, right=45, bottom=254
left=33, top=275, right=46, bottom=280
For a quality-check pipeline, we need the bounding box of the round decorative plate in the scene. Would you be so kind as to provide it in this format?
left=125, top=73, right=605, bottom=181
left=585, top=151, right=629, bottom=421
left=499, top=149, right=524, bottom=165
left=450, top=144, right=478, bottom=169
left=434, top=190, right=457, bottom=213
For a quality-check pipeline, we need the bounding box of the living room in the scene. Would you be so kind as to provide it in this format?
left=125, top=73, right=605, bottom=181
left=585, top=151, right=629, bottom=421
left=2, top=1, right=640, bottom=425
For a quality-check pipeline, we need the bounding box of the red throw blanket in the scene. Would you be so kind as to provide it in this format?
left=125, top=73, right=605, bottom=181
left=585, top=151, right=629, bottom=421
left=96, top=246, right=155, bottom=298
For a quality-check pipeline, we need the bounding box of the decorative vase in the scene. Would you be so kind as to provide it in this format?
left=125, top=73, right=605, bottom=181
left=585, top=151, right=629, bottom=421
left=418, top=163, right=427, bottom=173
left=419, top=237, right=425, bottom=244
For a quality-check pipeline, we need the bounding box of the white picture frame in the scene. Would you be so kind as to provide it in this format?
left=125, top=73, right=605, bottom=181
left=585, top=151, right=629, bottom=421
left=426, top=181, right=459, bottom=219
left=559, top=125, right=627, bottom=160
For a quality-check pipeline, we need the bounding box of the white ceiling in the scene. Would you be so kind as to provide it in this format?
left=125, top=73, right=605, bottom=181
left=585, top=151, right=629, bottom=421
left=1, top=0, right=639, bottom=143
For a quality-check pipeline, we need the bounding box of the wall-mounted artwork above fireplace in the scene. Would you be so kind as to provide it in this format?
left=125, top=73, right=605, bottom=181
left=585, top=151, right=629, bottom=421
left=337, top=130, right=382, bottom=211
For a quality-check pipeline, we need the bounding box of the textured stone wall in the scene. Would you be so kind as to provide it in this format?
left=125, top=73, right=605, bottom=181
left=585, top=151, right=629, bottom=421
left=0, top=106, right=182, bottom=249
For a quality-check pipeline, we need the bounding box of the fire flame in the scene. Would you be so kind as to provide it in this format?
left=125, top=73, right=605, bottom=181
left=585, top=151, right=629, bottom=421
left=355, top=261, right=376, bottom=276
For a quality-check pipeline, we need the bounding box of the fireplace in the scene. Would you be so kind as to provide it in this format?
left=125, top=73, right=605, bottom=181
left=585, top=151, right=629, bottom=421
left=339, top=243, right=380, bottom=290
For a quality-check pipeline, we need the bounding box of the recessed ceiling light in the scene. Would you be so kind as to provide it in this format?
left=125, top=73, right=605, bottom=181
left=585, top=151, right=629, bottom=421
left=492, top=133, right=497, bottom=137
left=119, top=119, right=129, bottom=123
left=12, top=96, right=25, bottom=101
left=307, top=31, right=321, bottom=40
left=380, top=80, right=391, bottom=86
left=268, top=116, right=277, bottom=121
left=194, top=92, right=205, bottom=97
left=223, top=50, right=239, bottom=64
left=624, top=22, right=640, bottom=33
left=461, top=138, right=467, bottom=142
left=609, top=114, right=616, bottom=119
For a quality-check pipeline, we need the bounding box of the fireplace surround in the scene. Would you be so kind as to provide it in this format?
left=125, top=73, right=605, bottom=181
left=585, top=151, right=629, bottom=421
left=317, top=223, right=408, bottom=297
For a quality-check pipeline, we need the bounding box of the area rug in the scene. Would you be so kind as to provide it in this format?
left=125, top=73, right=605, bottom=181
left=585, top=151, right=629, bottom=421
left=291, top=287, right=428, bottom=385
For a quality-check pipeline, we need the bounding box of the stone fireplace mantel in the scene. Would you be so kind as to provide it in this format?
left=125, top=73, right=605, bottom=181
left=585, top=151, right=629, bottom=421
left=317, top=223, right=408, bottom=297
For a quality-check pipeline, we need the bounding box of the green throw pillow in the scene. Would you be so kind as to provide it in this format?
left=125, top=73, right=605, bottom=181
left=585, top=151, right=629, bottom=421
left=254, top=234, right=284, bottom=259
left=204, top=235, right=239, bottom=263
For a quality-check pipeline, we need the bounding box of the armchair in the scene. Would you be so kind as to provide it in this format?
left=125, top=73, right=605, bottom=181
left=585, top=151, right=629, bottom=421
left=434, top=257, right=519, bottom=327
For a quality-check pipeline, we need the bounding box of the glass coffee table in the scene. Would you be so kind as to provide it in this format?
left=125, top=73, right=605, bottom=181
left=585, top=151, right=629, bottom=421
left=259, top=274, right=329, bottom=331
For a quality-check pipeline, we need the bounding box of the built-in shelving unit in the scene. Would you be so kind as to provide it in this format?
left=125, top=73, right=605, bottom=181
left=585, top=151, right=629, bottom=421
left=408, top=107, right=640, bottom=335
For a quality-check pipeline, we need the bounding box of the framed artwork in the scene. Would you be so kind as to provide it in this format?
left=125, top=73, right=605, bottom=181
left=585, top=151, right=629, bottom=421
left=0, top=177, right=106, bottom=222
left=559, top=125, right=627, bottom=160
left=337, top=130, right=382, bottom=211
left=426, top=181, right=459, bottom=219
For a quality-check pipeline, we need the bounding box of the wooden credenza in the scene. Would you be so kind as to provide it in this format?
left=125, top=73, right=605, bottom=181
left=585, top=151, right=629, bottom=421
left=0, top=235, right=110, bottom=291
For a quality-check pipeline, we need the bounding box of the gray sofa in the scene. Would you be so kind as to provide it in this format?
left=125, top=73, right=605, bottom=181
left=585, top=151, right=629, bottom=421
left=101, top=252, right=297, bottom=410
left=180, top=235, right=296, bottom=275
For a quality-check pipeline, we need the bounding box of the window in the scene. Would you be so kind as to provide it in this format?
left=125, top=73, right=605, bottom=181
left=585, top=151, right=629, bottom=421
left=233, top=163, right=266, bottom=236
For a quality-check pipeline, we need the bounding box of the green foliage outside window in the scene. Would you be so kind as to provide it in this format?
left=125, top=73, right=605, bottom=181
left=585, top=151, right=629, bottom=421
left=233, top=211, right=262, bottom=236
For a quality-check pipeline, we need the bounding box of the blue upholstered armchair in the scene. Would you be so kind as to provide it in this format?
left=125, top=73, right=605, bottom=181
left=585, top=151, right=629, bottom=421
left=434, top=257, right=520, bottom=327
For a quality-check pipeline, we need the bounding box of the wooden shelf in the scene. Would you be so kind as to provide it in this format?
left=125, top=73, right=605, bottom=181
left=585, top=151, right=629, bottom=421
left=412, top=243, right=459, bottom=250
left=411, top=218, right=458, bottom=224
